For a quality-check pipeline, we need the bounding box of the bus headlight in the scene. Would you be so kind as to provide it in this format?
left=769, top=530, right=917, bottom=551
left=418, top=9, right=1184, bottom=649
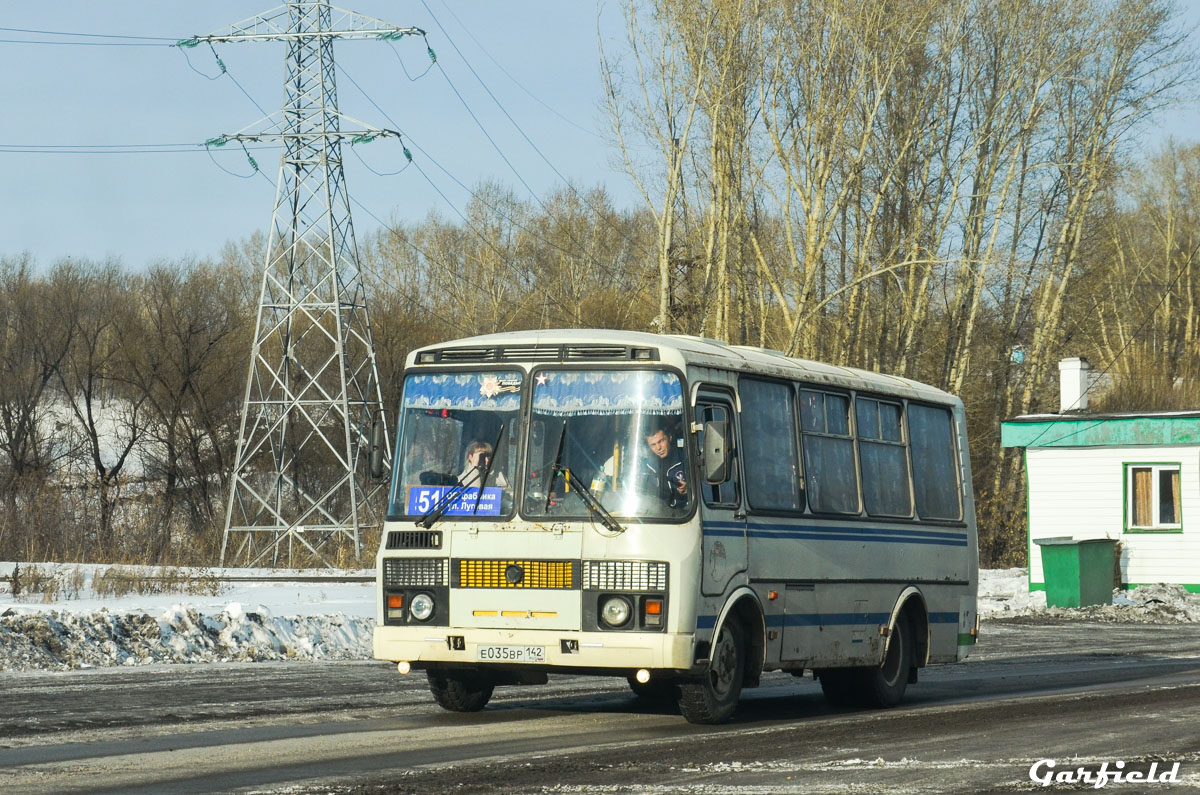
left=600, top=596, right=631, bottom=628
left=410, top=592, right=435, bottom=621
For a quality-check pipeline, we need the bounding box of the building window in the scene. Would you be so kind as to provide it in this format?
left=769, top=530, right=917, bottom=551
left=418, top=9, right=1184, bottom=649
left=1127, top=464, right=1181, bottom=530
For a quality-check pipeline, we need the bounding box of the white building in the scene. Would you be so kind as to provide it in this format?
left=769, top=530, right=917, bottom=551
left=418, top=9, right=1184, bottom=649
left=1001, top=359, right=1200, bottom=592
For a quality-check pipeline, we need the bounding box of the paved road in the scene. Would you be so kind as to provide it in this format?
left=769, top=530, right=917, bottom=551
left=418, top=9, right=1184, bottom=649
left=2, top=620, right=1199, bottom=793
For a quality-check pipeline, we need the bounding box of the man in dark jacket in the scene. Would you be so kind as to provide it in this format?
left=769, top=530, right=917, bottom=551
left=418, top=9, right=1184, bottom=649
left=642, top=426, right=687, bottom=508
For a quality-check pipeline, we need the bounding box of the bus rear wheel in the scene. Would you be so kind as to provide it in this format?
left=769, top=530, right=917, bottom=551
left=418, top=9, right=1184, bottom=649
left=817, top=616, right=912, bottom=708
left=427, top=670, right=495, bottom=712
left=679, top=620, right=744, bottom=724
left=862, top=614, right=912, bottom=707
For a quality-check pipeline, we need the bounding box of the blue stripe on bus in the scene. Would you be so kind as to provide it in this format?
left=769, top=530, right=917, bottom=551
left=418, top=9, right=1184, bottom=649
left=705, top=519, right=968, bottom=541
left=701, top=521, right=968, bottom=547
left=699, top=611, right=960, bottom=631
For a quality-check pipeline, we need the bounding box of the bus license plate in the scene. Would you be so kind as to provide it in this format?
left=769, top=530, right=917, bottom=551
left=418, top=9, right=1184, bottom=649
left=477, top=645, right=546, bottom=663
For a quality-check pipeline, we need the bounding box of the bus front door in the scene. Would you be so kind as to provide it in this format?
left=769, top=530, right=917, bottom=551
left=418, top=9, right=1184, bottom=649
left=696, top=396, right=747, bottom=597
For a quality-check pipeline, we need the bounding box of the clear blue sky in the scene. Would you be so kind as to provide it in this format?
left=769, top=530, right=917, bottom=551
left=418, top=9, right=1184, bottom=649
left=1, top=1, right=1197, bottom=270
left=0, top=1, right=630, bottom=268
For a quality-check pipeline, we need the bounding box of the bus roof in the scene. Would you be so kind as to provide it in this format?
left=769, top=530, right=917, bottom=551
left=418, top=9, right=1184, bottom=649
left=408, top=329, right=958, bottom=405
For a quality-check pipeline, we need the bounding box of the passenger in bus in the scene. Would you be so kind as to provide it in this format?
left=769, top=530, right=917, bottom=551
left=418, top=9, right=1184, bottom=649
left=458, top=440, right=509, bottom=488
left=642, top=426, right=688, bottom=508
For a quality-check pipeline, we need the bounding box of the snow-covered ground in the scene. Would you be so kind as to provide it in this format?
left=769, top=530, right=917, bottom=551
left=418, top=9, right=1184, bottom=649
left=1, top=563, right=1198, bottom=672
left=0, top=562, right=374, bottom=671
left=979, top=567, right=1200, bottom=623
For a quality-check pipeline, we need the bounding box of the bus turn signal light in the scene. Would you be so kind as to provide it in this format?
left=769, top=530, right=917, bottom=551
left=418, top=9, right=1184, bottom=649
left=387, top=595, right=404, bottom=609
left=645, top=599, right=663, bottom=615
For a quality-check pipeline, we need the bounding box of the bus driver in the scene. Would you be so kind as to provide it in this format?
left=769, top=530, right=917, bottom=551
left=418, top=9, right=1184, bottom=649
left=458, top=440, right=509, bottom=488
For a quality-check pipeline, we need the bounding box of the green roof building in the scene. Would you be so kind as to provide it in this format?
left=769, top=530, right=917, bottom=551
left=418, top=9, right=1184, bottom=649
left=1001, top=410, right=1200, bottom=592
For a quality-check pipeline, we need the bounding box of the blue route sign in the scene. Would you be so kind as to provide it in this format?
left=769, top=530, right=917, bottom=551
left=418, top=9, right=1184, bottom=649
left=407, top=485, right=502, bottom=517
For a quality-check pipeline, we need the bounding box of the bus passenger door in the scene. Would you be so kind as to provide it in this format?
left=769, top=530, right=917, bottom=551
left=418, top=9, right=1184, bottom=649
left=695, top=396, right=747, bottom=596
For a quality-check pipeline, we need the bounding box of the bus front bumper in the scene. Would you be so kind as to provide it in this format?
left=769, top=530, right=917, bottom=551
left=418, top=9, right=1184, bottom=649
left=373, top=625, right=696, bottom=672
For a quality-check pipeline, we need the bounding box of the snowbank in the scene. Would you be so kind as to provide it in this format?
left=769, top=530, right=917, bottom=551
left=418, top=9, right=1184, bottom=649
left=2, top=563, right=1199, bottom=672
left=978, top=568, right=1200, bottom=622
left=0, top=603, right=372, bottom=671
left=1, top=562, right=375, bottom=672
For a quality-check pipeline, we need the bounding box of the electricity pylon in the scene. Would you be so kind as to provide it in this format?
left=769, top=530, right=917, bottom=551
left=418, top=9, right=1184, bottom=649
left=188, top=2, right=421, bottom=567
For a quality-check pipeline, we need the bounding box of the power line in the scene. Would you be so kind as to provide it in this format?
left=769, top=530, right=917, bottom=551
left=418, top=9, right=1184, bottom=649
left=0, top=142, right=207, bottom=149
left=0, top=38, right=169, bottom=47
left=432, top=0, right=601, bottom=140
left=385, top=39, right=436, bottom=81
left=0, top=143, right=276, bottom=155
left=418, top=1, right=655, bottom=266
left=426, top=47, right=551, bottom=215
left=0, top=25, right=177, bottom=41
left=338, top=64, right=636, bottom=289
left=349, top=143, right=412, bottom=177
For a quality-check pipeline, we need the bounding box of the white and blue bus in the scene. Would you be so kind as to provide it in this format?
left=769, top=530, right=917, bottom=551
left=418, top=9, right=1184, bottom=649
left=374, top=330, right=978, bottom=724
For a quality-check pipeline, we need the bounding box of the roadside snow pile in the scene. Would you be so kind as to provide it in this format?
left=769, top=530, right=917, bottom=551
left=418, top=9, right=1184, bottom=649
left=3, top=563, right=1199, bottom=672
left=980, top=568, right=1200, bottom=623
left=0, top=601, right=373, bottom=672
left=978, top=568, right=1047, bottom=615
left=0, top=561, right=376, bottom=672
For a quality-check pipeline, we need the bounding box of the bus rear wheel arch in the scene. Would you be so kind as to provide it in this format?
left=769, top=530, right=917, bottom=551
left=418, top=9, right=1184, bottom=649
left=817, top=597, right=926, bottom=708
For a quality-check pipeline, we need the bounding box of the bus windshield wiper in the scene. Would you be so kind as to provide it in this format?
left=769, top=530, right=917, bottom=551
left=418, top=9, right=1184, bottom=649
left=552, top=463, right=625, bottom=535
left=416, top=466, right=481, bottom=529
left=472, top=425, right=505, bottom=515
left=544, top=422, right=567, bottom=513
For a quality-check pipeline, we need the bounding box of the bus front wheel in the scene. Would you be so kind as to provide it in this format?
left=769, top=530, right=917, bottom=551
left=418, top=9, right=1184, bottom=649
left=427, top=670, right=495, bottom=712
left=679, top=620, right=745, bottom=724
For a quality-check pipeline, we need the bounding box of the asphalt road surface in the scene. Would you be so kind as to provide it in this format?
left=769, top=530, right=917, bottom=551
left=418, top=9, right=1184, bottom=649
left=2, top=619, right=1199, bottom=793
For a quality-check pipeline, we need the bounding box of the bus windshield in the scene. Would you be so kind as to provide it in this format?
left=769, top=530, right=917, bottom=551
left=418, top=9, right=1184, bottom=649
left=523, top=369, right=691, bottom=521
left=388, top=371, right=522, bottom=520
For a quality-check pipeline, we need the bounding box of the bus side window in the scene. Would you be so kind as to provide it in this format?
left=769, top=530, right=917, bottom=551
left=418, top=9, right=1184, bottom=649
left=909, top=404, right=962, bottom=521
left=856, top=396, right=912, bottom=518
left=739, top=378, right=802, bottom=512
left=697, top=404, right=738, bottom=506
left=800, top=389, right=860, bottom=515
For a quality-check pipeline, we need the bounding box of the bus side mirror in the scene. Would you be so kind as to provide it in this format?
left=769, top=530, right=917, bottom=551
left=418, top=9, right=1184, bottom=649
left=703, top=420, right=729, bottom=484
left=370, top=418, right=388, bottom=480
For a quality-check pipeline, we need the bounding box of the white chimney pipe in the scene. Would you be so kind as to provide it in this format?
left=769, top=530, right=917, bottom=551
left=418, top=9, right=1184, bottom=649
left=1059, top=357, right=1090, bottom=412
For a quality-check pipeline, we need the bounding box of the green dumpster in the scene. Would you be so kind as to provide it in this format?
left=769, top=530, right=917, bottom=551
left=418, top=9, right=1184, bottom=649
left=1034, top=537, right=1117, bottom=608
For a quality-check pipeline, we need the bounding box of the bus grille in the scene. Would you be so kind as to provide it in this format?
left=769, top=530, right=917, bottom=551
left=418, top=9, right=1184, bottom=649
left=583, top=560, right=669, bottom=591
left=386, top=530, right=442, bottom=550
left=454, top=559, right=578, bottom=589
left=382, top=558, right=448, bottom=588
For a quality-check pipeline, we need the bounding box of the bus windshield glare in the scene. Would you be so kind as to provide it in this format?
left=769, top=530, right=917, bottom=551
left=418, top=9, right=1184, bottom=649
left=523, top=369, right=691, bottom=521
left=388, top=371, right=523, bottom=520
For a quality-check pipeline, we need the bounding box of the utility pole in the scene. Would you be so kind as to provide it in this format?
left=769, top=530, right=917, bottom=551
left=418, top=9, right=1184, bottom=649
left=186, top=2, right=422, bottom=567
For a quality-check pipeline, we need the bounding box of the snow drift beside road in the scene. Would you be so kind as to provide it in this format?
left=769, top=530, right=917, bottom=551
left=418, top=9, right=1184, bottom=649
left=979, top=568, right=1200, bottom=622
left=0, top=603, right=371, bottom=671
left=0, top=562, right=375, bottom=671
left=2, top=563, right=1199, bottom=672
